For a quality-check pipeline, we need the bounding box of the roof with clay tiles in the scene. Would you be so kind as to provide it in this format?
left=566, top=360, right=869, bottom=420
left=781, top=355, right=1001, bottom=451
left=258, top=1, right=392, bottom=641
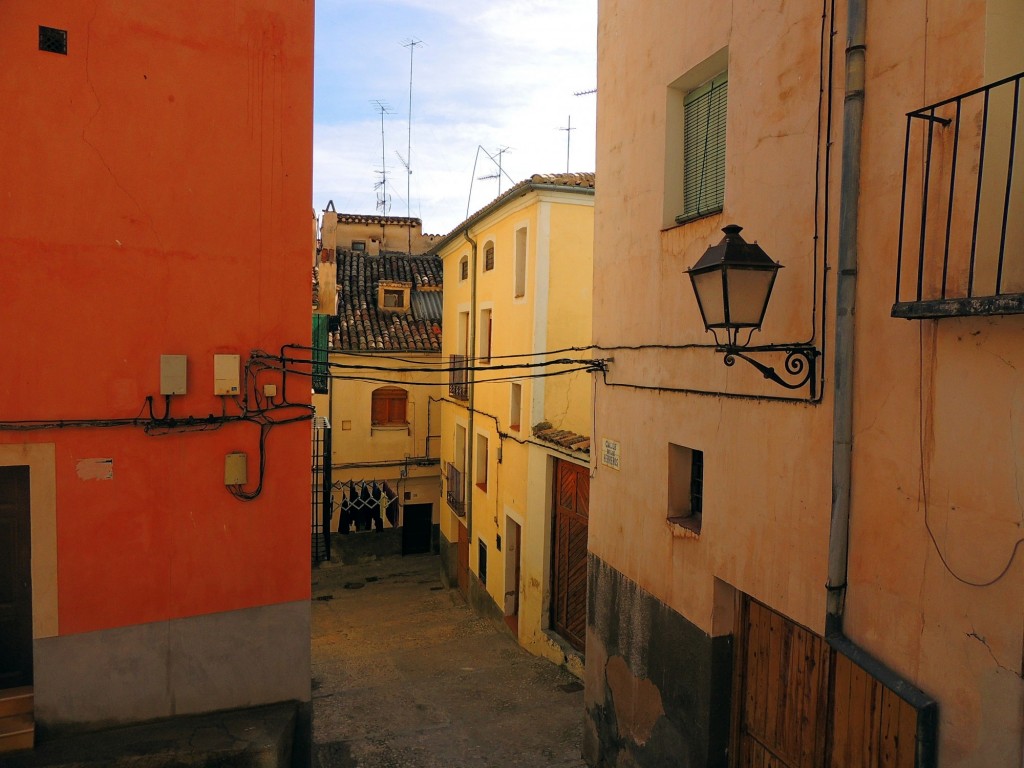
left=332, top=250, right=443, bottom=353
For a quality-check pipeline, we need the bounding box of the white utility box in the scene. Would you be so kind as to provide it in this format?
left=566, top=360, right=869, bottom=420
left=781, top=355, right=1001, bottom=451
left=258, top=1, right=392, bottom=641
left=160, top=355, right=187, bottom=395
left=224, top=452, right=247, bottom=485
left=214, top=354, right=241, bottom=395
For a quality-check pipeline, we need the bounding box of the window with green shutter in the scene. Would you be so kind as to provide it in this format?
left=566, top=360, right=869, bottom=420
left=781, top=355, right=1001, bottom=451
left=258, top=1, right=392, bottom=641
left=678, top=72, right=728, bottom=223
left=312, top=314, right=329, bottom=394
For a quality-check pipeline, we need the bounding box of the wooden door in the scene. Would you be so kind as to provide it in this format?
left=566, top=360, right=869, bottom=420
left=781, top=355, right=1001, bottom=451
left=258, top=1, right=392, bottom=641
left=552, top=460, right=589, bottom=652
left=456, top=521, right=469, bottom=597
left=731, top=597, right=830, bottom=768
left=0, top=466, right=33, bottom=688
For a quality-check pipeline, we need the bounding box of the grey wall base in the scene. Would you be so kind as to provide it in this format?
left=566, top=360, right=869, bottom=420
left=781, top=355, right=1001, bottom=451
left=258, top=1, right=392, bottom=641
left=34, top=599, right=312, bottom=741
left=438, top=530, right=457, bottom=588
left=584, top=555, right=732, bottom=768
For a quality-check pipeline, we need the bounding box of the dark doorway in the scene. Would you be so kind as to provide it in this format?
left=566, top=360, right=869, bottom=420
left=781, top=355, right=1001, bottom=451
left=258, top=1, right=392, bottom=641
left=0, top=465, right=33, bottom=688
left=401, top=504, right=432, bottom=555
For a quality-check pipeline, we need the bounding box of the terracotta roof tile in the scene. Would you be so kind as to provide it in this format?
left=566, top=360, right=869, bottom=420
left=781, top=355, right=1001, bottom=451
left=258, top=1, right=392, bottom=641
left=334, top=250, right=443, bottom=353
left=531, top=421, right=591, bottom=455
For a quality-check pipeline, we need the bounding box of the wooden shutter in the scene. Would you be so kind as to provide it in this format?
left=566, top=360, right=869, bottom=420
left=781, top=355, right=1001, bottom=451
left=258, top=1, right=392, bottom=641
left=682, top=72, right=728, bottom=219
left=312, top=314, right=329, bottom=394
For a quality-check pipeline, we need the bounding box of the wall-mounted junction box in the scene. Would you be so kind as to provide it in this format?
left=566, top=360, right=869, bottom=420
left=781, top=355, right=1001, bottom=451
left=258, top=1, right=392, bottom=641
left=224, top=452, right=247, bottom=485
left=214, top=354, right=241, bottom=395
left=263, top=383, right=278, bottom=397
left=160, top=355, right=187, bottom=395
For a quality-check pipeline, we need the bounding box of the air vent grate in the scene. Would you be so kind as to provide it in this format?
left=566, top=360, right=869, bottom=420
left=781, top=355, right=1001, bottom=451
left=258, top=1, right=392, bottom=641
left=39, top=26, right=67, bottom=55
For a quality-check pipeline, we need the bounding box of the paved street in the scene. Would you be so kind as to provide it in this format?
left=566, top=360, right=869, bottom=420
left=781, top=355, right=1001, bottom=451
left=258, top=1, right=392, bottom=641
left=311, top=554, right=587, bottom=768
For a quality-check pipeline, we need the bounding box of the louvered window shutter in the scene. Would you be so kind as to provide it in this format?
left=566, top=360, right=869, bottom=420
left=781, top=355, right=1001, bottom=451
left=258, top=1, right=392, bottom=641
left=682, top=73, right=728, bottom=220
left=312, top=314, right=329, bottom=394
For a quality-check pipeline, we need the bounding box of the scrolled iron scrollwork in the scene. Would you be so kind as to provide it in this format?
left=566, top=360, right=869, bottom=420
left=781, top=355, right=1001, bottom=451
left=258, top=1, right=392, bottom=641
left=719, top=345, right=818, bottom=397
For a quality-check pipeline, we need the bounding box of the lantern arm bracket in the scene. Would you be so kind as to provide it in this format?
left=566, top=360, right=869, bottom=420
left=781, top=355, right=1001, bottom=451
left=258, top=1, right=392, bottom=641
left=717, top=343, right=820, bottom=397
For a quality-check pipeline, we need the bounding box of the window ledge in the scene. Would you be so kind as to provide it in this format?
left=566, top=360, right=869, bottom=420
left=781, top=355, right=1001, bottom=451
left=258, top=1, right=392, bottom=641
left=892, top=293, right=1024, bottom=319
left=667, top=516, right=701, bottom=539
left=371, top=424, right=409, bottom=432
left=673, top=207, right=723, bottom=227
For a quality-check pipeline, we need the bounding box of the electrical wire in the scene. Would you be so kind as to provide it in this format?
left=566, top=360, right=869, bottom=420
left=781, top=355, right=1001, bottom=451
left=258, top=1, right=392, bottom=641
left=917, top=324, right=1024, bottom=587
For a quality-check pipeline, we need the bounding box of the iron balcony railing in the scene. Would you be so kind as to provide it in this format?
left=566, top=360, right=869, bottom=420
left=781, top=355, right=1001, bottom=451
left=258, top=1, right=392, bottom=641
left=445, top=462, right=466, bottom=516
left=449, top=354, right=469, bottom=400
left=895, top=71, right=1023, bottom=319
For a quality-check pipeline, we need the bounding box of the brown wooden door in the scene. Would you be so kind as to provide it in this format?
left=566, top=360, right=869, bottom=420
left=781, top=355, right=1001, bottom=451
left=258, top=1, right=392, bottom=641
left=552, top=460, right=589, bottom=652
left=457, top=522, right=469, bottom=597
left=731, top=597, right=830, bottom=768
left=0, top=465, right=33, bottom=688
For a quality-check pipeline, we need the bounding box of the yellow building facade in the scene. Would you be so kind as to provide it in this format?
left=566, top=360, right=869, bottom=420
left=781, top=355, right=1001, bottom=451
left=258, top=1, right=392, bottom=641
left=435, top=174, right=595, bottom=669
left=589, top=1, right=1022, bottom=767
left=312, top=219, right=446, bottom=559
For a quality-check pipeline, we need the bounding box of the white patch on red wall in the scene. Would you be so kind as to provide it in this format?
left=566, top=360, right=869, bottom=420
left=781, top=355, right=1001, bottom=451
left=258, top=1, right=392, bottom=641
left=76, top=458, right=113, bottom=481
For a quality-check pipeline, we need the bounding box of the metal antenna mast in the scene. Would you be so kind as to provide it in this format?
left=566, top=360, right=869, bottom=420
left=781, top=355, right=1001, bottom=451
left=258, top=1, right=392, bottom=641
left=476, top=146, right=511, bottom=195
left=558, top=115, right=575, bottom=173
left=401, top=38, right=423, bottom=255
left=371, top=100, right=394, bottom=217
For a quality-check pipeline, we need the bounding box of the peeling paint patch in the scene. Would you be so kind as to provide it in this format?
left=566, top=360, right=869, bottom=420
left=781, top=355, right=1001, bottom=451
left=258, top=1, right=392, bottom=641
left=76, top=458, right=113, bottom=480
left=606, top=655, right=665, bottom=746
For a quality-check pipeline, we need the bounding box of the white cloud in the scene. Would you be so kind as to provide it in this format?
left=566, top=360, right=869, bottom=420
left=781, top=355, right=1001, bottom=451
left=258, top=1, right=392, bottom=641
left=313, top=0, right=597, bottom=235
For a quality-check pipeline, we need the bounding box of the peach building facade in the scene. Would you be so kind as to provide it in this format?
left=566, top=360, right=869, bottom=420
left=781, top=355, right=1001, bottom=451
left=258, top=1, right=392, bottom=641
left=588, top=0, right=1022, bottom=766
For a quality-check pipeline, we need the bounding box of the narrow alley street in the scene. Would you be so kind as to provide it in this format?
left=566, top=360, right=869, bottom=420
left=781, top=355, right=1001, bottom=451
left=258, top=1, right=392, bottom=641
left=311, top=554, right=588, bottom=768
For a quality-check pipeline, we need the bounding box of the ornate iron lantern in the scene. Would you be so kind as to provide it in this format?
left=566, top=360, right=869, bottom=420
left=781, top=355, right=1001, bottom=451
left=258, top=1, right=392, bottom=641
left=687, top=224, right=817, bottom=395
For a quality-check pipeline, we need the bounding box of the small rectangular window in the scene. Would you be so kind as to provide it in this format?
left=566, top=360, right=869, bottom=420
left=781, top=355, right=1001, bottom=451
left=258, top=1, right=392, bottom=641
left=460, top=257, right=469, bottom=281
left=509, top=383, right=522, bottom=431
left=668, top=443, right=704, bottom=534
left=678, top=72, right=728, bottom=223
left=514, top=228, right=527, bottom=297
left=475, top=433, right=488, bottom=491
left=484, top=243, right=495, bottom=272
left=478, top=309, right=492, bottom=364
left=352, top=240, right=366, bottom=251
left=478, top=539, right=488, bottom=585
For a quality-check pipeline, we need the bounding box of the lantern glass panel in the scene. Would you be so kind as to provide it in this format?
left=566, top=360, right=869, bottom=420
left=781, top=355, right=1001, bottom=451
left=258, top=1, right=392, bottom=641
left=723, top=266, right=776, bottom=326
left=692, top=270, right=726, bottom=327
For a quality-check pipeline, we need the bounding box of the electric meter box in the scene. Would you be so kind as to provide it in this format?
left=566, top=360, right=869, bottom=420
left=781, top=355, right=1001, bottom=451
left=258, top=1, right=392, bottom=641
left=224, top=452, right=247, bottom=485
left=214, top=354, right=241, bottom=395
left=160, top=355, right=187, bottom=395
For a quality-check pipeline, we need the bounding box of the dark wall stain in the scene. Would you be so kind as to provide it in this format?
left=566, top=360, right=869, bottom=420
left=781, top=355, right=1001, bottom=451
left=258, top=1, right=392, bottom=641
left=585, top=554, right=732, bottom=768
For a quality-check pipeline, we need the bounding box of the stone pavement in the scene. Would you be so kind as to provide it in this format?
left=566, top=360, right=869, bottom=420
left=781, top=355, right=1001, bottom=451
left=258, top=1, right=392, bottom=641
left=311, top=554, right=587, bottom=768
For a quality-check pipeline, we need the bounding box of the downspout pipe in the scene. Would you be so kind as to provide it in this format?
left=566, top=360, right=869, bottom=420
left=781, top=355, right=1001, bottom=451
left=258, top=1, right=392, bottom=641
left=826, top=0, right=866, bottom=637
left=463, top=228, right=478, bottom=545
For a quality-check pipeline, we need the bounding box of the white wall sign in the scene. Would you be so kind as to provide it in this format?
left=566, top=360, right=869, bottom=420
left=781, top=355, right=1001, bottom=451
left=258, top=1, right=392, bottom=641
left=601, top=438, right=621, bottom=470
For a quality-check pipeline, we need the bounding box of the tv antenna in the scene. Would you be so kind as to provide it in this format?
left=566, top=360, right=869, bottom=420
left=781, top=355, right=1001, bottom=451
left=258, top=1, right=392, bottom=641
left=466, top=145, right=518, bottom=219
left=399, top=38, right=423, bottom=254
left=558, top=115, right=575, bottom=173
left=371, top=100, right=394, bottom=215
left=477, top=146, right=511, bottom=194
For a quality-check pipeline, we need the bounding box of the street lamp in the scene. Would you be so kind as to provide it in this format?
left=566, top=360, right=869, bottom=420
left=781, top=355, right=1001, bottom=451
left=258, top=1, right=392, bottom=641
left=686, top=224, right=818, bottom=395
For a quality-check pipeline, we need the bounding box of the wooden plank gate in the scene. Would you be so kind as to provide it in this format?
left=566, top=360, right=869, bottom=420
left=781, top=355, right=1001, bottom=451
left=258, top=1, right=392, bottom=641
left=731, top=597, right=934, bottom=768
left=552, top=459, right=589, bottom=652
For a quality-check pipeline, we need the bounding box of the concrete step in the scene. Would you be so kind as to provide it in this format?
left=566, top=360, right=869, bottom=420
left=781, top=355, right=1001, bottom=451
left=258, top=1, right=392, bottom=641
left=0, top=712, right=35, bottom=754
left=0, top=686, right=34, bottom=718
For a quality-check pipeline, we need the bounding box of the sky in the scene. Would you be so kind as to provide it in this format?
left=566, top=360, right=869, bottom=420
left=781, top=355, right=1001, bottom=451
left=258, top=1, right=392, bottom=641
left=313, top=0, right=597, bottom=236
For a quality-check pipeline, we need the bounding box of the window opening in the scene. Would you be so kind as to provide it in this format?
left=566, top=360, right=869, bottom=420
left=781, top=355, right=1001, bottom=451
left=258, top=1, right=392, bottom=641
left=679, top=72, right=728, bottom=223
left=371, top=387, right=408, bottom=426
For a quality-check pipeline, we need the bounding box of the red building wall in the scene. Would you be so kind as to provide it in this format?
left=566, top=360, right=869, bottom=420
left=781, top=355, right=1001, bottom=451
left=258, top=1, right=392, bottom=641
left=0, top=0, right=314, bottom=732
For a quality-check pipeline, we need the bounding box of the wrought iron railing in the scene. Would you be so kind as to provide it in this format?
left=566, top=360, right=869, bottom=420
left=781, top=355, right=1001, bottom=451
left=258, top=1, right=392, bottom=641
left=895, top=71, right=1023, bottom=318
left=449, top=354, right=469, bottom=400
left=445, top=462, right=466, bottom=516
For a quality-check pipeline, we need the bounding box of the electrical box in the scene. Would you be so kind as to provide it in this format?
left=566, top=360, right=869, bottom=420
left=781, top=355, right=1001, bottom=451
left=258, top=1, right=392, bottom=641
left=160, top=355, right=187, bottom=395
left=214, top=354, right=241, bottom=395
left=224, top=452, right=247, bottom=485
left=263, top=383, right=278, bottom=398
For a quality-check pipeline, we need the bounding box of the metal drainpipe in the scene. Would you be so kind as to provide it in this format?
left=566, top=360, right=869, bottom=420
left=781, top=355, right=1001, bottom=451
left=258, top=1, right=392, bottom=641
left=463, top=228, right=478, bottom=546
left=826, top=0, right=866, bottom=637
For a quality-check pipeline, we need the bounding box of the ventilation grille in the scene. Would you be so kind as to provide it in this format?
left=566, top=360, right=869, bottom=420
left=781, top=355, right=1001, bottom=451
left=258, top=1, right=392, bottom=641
left=39, top=26, right=67, bottom=55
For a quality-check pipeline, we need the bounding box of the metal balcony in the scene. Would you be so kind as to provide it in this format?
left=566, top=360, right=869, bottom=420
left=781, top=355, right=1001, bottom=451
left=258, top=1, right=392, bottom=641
left=449, top=354, right=469, bottom=400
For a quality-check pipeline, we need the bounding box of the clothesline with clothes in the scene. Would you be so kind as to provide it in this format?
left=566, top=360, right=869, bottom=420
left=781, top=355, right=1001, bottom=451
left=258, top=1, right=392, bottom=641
left=335, top=479, right=399, bottom=533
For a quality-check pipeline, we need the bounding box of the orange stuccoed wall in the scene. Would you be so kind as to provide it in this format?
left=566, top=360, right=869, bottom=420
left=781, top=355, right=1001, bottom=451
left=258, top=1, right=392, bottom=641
left=0, top=1, right=313, bottom=638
